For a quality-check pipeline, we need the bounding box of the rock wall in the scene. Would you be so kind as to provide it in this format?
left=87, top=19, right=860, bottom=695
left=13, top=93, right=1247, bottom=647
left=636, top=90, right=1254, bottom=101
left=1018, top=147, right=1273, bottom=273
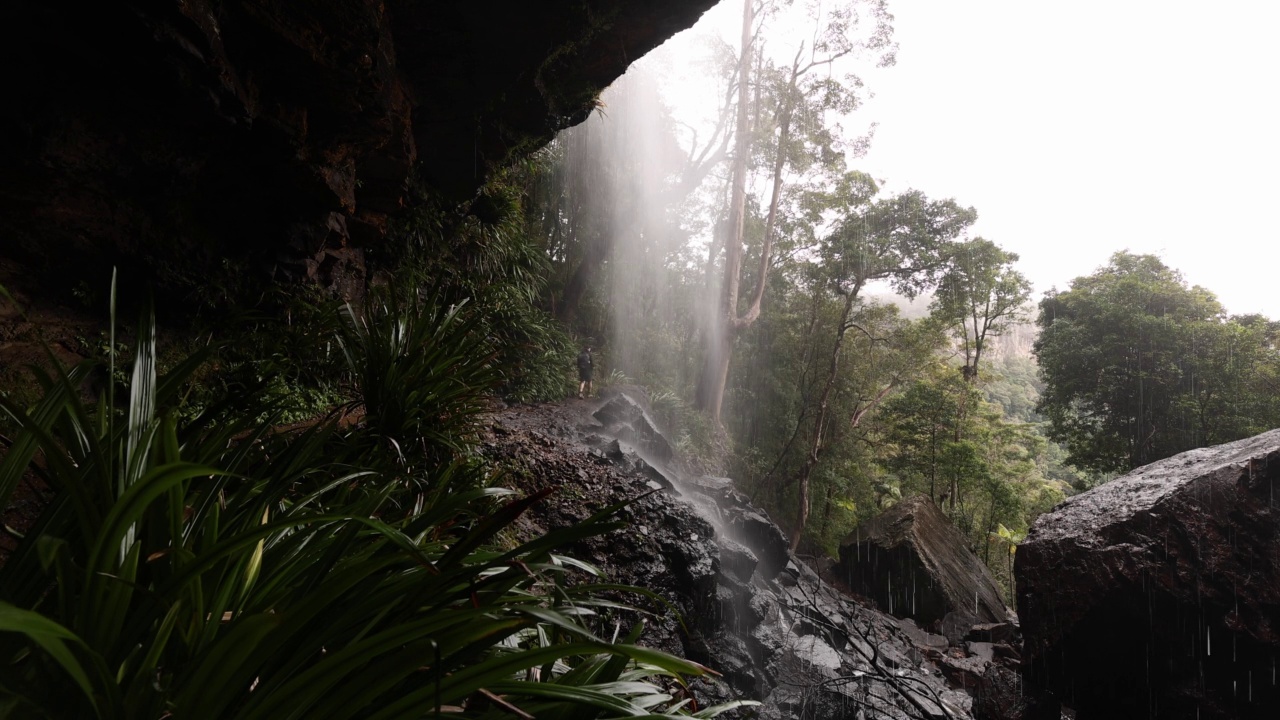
left=0, top=0, right=715, bottom=302
left=1017, top=429, right=1280, bottom=719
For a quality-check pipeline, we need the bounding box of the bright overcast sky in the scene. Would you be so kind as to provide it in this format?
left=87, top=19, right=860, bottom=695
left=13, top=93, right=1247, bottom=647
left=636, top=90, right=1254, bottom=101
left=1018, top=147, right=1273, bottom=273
left=650, top=0, right=1280, bottom=317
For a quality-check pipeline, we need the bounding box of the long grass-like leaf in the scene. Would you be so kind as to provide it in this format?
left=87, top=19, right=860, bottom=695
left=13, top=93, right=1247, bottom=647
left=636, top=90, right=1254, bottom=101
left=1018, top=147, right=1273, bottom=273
left=0, top=601, right=111, bottom=718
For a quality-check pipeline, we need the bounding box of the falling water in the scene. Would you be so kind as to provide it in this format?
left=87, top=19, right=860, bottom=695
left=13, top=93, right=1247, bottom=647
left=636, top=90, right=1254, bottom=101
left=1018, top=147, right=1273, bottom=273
left=553, top=64, right=692, bottom=384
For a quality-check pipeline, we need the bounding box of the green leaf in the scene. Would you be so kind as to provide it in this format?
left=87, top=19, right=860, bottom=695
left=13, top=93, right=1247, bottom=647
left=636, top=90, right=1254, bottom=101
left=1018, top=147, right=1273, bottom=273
left=0, top=601, right=108, bottom=718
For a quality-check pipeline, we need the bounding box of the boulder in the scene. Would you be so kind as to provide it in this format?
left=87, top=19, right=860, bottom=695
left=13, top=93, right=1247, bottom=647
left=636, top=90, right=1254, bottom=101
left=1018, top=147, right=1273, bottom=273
left=592, top=393, right=674, bottom=462
left=726, top=508, right=791, bottom=580
left=685, top=475, right=751, bottom=506
left=630, top=453, right=678, bottom=494
left=838, top=496, right=1010, bottom=627
left=940, top=610, right=980, bottom=645
left=1017, top=429, right=1280, bottom=720
left=971, top=664, right=1032, bottom=720
left=965, top=622, right=1018, bottom=646
left=894, top=617, right=950, bottom=650
left=717, top=537, right=758, bottom=584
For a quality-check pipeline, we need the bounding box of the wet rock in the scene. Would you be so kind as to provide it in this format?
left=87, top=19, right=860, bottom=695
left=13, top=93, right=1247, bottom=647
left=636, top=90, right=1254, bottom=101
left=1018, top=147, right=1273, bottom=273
left=686, top=476, right=757, bottom=518
left=592, top=393, right=643, bottom=427
left=660, top=515, right=718, bottom=599
left=631, top=453, right=678, bottom=493
left=895, top=617, right=950, bottom=650
left=936, top=649, right=990, bottom=692
left=838, top=496, right=1010, bottom=626
left=718, top=538, right=758, bottom=583
left=714, top=575, right=765, bottom=636
left=788, top=634, right=843, bottom=676
left=587, top=436, right=626, bottom=462
left=727, top=509, right=790, bottom=580
left=775, top=569, right=798, bottom=587
left=1017, top=429, right=1280, bottom=720
left=592, top=393, right=674, bottom=462
left=485, top=399, right=979, bottom=719
left=991, top=642, right=1020, bottom=662
left=686, top=475, right=738, bottom=501
left=971, top=664, right=1031, bottom=720
left=940, top=610, right=978, bottom=645
left=965, top=641, right=995, bottom=663
left=702, top=631, right=762, bottom=697
left=966, top=622, right=1017, bottom=645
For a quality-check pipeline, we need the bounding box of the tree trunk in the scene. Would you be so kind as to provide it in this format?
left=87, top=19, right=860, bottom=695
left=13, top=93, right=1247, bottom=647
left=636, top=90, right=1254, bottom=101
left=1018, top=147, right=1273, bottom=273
left=696, top=329, right=734, bottom=425
left=929, top=426, right=937, bottom=502
left=790, top=290, right=858, bottom=551
left=982, top=493, right=997, bottom=565
left=695, top=0, right=753, bottom=423
left=966, top=300, right=984, bottom=382
left=741, top=54, right=799, bottom=327
left=949, top=386, right=971, bottom=510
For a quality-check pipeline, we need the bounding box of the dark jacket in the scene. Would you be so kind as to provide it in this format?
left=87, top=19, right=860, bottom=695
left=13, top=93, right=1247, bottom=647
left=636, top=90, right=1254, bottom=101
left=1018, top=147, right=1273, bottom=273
left=576, top=350, right=593, bottom=378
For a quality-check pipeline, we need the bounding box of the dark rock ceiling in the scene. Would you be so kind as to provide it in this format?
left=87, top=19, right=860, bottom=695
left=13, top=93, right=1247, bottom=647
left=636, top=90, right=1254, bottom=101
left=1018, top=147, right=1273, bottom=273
left=0, top=0, right=716, bottom=302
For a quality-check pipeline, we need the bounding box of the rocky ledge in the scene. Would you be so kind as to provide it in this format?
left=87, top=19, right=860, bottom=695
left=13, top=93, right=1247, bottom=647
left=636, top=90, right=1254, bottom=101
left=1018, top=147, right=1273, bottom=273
left=0, top=0, right=716, bottom=301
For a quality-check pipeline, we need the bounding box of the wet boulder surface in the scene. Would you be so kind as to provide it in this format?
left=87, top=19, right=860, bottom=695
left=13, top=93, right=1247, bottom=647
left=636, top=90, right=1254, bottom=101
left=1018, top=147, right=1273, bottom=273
left=838, top=495, right=1012, bottom=629
left=1017, top=429, right=1280, bottom=720
left=484, top=393, right=989, bottom=719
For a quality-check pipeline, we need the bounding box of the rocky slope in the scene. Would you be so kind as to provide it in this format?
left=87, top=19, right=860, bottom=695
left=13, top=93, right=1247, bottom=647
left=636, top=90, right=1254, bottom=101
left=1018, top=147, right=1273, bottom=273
left=483, top=389, right=1022, bottom=719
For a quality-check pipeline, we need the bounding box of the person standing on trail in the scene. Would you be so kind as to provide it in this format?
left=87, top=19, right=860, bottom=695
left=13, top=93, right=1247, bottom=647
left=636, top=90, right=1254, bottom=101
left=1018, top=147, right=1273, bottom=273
left=576, top=345, right=594, bottom=399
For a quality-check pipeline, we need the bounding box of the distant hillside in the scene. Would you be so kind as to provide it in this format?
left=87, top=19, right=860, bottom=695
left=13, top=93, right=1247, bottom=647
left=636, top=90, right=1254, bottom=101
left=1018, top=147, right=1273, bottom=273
left=871, top=291, right=1038, bottom=361
left=986, top=320, right=1037, bottom=361
left=869, top=291, right=933, bottom=320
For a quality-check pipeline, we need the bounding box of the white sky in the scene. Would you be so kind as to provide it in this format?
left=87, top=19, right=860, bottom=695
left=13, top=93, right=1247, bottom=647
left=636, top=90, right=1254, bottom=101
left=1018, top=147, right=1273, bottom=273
left=649, top=0, right=1280, bottom=317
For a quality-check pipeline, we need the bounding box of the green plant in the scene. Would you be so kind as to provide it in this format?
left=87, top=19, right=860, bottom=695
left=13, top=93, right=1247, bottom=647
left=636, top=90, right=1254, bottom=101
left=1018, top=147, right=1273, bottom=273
left=989, top=523, right=1026, bottom=605
left=0, top=287, right=748, bottom=719
left=336, top=290, right=498, bottom=471
left=603, top=369, right=631, bottom=388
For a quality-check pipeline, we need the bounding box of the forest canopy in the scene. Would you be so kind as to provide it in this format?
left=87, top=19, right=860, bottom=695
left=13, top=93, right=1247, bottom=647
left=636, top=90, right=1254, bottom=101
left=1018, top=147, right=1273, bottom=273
left=1034, top=251, right=1280, bottom=473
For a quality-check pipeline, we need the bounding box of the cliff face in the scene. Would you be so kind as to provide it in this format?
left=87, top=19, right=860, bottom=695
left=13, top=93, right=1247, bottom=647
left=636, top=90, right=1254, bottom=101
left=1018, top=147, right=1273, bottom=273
left=0, top=0, right=714, bottom=301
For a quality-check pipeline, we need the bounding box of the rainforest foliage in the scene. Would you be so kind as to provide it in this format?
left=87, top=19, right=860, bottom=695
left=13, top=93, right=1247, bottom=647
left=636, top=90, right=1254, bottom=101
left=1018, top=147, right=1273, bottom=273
left=0, top=284, right=750, bottom=719
left=509, top=0, right=1279, bottom=585
left=1035, top=251, right=1280, bottom=474
left=4, top=0, right=1280, bottom=714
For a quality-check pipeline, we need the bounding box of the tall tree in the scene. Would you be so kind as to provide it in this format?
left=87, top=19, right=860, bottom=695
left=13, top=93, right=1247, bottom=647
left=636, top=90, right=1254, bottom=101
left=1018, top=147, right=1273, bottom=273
left=696, top=0, right=896, bottom=424
left=879, top=367, right=1048, bottom=575
left=879, top=366, right=973, bottom=505
left=1034, top=251, right=1280, bottom=473
left=931, top=238, right=1032, bottom=382
left=697, top=0, right=757, bottom=425
left=786, top=190, right=976, bottom=549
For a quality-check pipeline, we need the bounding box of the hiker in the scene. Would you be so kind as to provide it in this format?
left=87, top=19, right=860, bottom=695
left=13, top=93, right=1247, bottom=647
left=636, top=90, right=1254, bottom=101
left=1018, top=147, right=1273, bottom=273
left=576, top=345, right=593, bottom=399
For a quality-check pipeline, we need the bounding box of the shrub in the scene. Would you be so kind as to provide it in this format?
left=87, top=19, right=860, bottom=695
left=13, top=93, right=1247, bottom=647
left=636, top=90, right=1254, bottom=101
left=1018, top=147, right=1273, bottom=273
left=0, top=293, right=750, bottom=719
